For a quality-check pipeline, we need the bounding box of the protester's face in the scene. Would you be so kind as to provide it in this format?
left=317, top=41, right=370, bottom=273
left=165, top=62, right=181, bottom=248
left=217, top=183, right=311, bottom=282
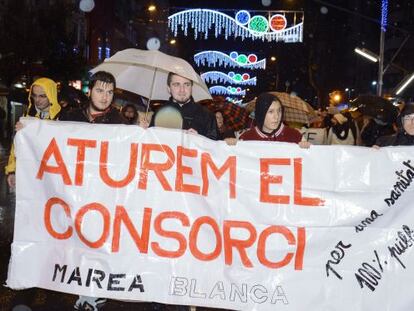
left=262, top=101, right=282, bottom=133
left=168, top=75, right=192, bottom=104
left=31, top=85, right=50, bottom=111
left=124, top=107, right=135, bottom=120
left=89, top=81, right=114, bottom=112
left=403, top=113, right=414, bottom=135
left=215, top=112, right=224, bottom=128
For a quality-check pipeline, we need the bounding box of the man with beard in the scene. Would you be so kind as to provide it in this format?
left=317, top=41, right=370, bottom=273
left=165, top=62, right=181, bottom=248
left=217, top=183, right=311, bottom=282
left=151, top=72, right=218, bottom=140
left=60, top=71, right=125, bottom=311
left=60, top=71, right=125, bottom=124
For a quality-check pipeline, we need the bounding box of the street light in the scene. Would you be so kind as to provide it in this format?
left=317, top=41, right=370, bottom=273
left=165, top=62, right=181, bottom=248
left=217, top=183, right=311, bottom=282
left=354, top=48, right=378, bottom=63
left=395, top=73, right=414, bottom=95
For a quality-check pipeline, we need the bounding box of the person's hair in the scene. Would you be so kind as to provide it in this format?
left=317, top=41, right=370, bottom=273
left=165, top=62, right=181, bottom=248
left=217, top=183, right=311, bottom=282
left=167, top=72, right=193, bottom=86
left=122, top=103, right=138, bottom=115
left=255, top=92, right=284, bottom=130
left=89, top=71, right=116, bottom=90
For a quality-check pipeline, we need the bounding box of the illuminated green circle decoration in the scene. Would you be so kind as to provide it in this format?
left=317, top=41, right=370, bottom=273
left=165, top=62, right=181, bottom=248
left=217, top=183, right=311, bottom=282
left=236, top=54, right=248, bottom=64
left=249, top=15, right=269, bottom=33
left=234, top=74, right=242, bottom=82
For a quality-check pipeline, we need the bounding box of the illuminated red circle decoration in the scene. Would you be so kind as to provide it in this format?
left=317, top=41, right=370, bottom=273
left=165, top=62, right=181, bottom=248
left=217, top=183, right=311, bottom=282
left=242, top=73, right=250, bottom=80
left=247, top=54, right=257, bottom=63
left=270, top=14, right=287, bottom=31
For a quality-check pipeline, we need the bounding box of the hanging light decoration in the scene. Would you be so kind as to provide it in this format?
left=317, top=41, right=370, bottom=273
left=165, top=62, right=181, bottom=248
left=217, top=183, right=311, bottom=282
left=201, top=71, right=257, bottom=86
left=168, top=9, right=303, bottom=42
left=226, top=97, right=244, bottom=105
left=194, top=50, right=266, bottom=69
left=209, top=86, right=246, bottom=96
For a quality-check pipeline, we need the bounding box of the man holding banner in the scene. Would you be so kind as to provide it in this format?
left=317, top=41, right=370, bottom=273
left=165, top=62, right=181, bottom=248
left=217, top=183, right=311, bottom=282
left=151, top=72, right=218, bottom=140
left=60, top=71, right=125, bottom=124
left=5, top=77, right=61, bottom=188
left=60, top=71, right=125, bottom=310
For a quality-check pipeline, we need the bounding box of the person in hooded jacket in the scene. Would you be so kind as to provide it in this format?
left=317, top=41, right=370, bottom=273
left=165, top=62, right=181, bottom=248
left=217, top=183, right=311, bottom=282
left=239, top=92, right=310, bottom=148
left=5, top=77, right=61, bottom=188
left=374, top=103, right=414, bottom=147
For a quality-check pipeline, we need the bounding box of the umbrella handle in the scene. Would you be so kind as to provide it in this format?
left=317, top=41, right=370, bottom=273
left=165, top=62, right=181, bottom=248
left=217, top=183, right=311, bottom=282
left=146, top=67, right=158, bottom=115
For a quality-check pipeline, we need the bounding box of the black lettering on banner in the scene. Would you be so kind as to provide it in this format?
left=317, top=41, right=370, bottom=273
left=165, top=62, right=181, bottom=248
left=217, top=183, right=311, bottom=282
left=52, top=264, right=67, bottom=283
left=128, top=275, right=145, bottom=292
left=388, top=225, right=414, bottom=269
left=354, top=250, right=384, bottom=292
left=325, top=241, right=352, bottom=279
left=355, top=210, right=383, bottom=233
left=355, top=225, right=414, bottom=292
left=384, top=161, right=414, bottom=207
left=107, top=274, right=126, bottom=291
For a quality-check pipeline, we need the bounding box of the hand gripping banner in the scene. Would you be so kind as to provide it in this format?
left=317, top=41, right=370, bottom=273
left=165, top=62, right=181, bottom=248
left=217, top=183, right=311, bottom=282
left=7, top=118, right=414, bottom=310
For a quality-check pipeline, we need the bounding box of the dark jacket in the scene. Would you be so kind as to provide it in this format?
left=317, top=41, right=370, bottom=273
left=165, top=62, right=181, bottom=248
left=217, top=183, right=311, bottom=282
left=152, top=97, right=218, bottom=140
left=60, top=105, right=126, bottom=124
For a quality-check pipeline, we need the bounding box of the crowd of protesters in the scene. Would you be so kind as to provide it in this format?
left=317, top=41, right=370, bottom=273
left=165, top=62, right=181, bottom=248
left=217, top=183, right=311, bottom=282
left=4, top=70, right=414, bottom=311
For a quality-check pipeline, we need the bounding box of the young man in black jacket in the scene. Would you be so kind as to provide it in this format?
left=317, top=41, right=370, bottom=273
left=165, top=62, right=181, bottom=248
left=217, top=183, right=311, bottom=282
left=60, top=71, right=125, bottom=124
left=152, top=72, right=218, bottom=140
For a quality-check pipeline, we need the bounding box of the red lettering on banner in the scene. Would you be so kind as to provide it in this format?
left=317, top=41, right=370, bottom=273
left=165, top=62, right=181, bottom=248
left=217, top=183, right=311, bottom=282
left=67, top=138, right=97, bottom=186
left=260, top=158, right=290, bottom=204
left=189, top=216, right=222, bottom=261
left=175, top=146, right=200, bottom=194
left=151, top=211, right=190, bottom=258
left=37, top=139, right=238, bottom=199
left=43, top=198, right=307, bottom=270
left=112, top=206, right=152, bottom=253
left=260, top=157, right=324, bottom=206
left=293, top=158, right=325, bottom=206
left=201, top=153, right=236, bottom=198
left=44, top=197, right=73, bottom=239
left=100, top=141, right=138, bottom=188
left=223, top=221, right=257, bottom=268
left=75, top=203, right=110, bottom=248
left=37, top=138, right=72, bottom=185
left=138, top=143, right=175, bottom=191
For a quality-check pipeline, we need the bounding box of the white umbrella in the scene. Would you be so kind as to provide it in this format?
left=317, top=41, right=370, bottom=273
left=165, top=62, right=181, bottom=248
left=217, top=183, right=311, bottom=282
left=90, top=48, right=212, bottom=102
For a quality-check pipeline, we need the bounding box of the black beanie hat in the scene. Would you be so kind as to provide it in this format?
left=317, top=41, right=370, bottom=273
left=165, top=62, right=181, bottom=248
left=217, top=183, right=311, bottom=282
left=255, top=93, right=284, bottom=130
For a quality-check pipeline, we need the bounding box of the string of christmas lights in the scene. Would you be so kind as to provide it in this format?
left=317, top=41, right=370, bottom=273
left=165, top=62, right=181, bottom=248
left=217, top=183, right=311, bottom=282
left=168, top=9, right=303, bottom=42
left=201, top=71, right=257, bottom=86
left=209, top=86, right=246, bottom=96
left=194, top=50, right=266, bottom=69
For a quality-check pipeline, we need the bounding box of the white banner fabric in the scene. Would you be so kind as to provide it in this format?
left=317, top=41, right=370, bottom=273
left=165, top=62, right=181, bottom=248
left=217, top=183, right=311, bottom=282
left=6, top=118, right=414, bottom=311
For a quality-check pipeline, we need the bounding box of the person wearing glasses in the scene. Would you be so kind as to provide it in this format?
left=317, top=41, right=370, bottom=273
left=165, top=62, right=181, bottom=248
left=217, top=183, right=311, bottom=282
left=374, top=103, right=414, bottom=147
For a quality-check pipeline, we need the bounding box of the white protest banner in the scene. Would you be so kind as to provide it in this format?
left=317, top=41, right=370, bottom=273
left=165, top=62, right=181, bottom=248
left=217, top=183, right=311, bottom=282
left=7, top=118, right=414, bottom=310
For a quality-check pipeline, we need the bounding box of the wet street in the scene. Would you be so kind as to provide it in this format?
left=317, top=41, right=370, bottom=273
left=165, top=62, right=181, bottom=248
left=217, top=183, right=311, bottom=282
left=0, top=139, right=221, bottom=311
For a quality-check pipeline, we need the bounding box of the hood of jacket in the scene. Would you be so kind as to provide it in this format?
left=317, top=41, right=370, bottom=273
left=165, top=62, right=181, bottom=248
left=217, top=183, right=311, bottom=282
left=27, top=77, right=60, bottom=120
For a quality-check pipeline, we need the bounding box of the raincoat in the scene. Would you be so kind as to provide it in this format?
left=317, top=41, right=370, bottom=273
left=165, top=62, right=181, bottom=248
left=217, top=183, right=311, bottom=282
left=5, top=78, right=61, bottom=174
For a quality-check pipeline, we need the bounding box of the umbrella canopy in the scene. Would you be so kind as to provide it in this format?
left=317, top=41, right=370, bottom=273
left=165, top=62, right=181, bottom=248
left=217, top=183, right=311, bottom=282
left=199, top=97, right=249, bottom=131
left=90, top=48, right=212, bottom=102
left=245, top=92, right=316, bottom=124
left=351, top=95, right=398, bottom=124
